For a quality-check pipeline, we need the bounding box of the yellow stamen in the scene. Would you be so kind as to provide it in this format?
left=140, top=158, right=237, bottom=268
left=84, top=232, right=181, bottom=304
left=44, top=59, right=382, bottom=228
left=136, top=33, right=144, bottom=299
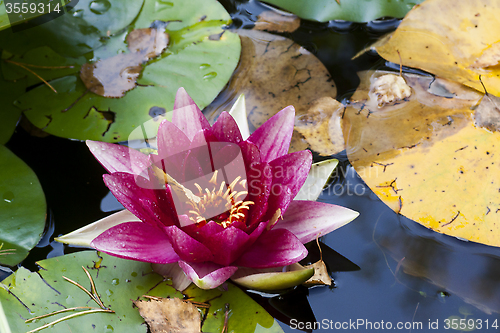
left=209, top=170, right=219, bottom=186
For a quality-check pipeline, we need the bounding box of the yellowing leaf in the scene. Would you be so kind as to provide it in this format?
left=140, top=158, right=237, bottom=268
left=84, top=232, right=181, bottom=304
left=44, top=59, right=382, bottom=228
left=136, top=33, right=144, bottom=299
left=375, top=0, right=500, bottom=96
left=303, top=260, right=332, bottom=287
left=344, top=70, right=500, bottom=247
left=254, top=10, right=300, bottom=33
left=204, top=29, right=337, bottom=151
left=295, top=97, right=345, bottom=156
left=134, top=298, right=201, bottom=333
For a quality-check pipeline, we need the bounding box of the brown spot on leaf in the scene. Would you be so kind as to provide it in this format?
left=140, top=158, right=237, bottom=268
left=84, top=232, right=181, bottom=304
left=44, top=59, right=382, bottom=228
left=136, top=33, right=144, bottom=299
left=473, top=94, right=500, bottom=132
left=80, top=27, right=169, bottom=98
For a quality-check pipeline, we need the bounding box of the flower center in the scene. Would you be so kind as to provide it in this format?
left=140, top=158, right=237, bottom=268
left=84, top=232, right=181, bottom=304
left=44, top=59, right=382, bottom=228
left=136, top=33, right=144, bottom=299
left=186, top=171, right=254, bottom=228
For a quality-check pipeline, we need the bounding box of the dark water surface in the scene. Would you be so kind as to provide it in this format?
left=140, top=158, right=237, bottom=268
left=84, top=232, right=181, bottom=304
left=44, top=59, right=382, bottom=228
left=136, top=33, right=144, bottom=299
left=4, top=0, right=500, bottom=332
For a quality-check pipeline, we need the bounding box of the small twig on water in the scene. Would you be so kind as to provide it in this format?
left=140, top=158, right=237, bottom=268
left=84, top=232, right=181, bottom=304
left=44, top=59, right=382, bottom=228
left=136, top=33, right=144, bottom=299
left=221, top=303, right=230, bottom=333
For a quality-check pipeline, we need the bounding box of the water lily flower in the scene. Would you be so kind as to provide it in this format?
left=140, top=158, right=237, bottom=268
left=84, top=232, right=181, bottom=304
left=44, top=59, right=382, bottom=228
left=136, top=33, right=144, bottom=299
left=57, top=88, right=358, bottom=290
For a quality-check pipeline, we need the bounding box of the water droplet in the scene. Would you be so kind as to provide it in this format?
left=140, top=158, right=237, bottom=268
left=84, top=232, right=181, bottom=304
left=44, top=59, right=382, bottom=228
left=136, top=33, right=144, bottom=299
left=104, top=325, right=114, bottom=332
left=154, top=0, right=174, bottom=12
left=200, top=63, right=211, bottom=70
left=3, top=191, right=14, bottom=203
left=106, top=289, right=113, bottom=296
left=131, top=272, right=138, bottom=277
left=66, top=295, right=74, bottom=305
left=89, top=0, right=111, bottom=15
left=72, top=9, right=84, bottom=18
left=111, top=278, right=119, bottom=285
left=203, top=72, right=217, bottom=80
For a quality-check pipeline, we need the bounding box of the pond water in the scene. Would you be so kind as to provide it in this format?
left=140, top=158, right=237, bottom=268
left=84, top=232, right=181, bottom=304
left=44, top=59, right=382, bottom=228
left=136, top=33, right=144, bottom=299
left=3, top=0, right=500, bottom=332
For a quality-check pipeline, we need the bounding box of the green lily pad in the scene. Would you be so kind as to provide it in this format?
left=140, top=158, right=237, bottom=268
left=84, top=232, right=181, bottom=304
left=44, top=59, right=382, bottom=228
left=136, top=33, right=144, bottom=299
left=261, top=0, right=422, bottom=22
left=0, top=145, right=46, bottom=266
left=2, top=47, right=85, bottom=86
left=184, top=283, right=284, bottom=333
left=0, top=251, right=284, bottom=332
left=18, top=0, right=240, bottom=142
left=0, top=71, right=25, bottom=144
left=0, top=0, right=145, bottom=57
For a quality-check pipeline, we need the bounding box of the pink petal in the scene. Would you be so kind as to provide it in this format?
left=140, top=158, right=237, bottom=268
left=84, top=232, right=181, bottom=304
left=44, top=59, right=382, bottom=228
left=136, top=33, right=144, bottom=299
left=201, top=226, right=251, bottom=266
left=152, top=262, right=192, bottom=291
left=274, top=200, right=359, bottom=244
left=247, top=106, right=295, bottom=163
left=212, top=111, right=243, bottom=144
left=239, top=140, right=261, bottom=165
left=91, top=222, right=180, bottom=264
left=86, top=141, right=149, bottom=176
left=234, top=229, right=307, bottom=268
left=270, top=150, right=312, bottom=199
left=156, top=120, right=191, bottom=160
left=172, top=87, right=211, bottom=141
left=263, top=150, right=313, bottom=219
left=163, top=225, right=214, bottom=263
left=246, top=162, right=272, bottom=226
left=103, top=173, right=177, bottom=229
left=178, top=261, right=238, bottom=289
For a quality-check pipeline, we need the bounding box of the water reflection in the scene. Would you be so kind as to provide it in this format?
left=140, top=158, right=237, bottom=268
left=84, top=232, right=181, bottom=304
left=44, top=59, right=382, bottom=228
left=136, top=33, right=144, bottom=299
left=281, top=160, right=500, bottom=332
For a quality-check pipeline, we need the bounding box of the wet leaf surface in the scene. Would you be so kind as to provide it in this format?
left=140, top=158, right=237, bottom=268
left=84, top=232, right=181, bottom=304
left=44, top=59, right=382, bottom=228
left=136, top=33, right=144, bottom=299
left=16, top=0, right=240, bottom=142
left=260, top=0, right=422, bottom=22
left=0, top=251, right=181, bottom=333
left=0, top=145, right=45, bottom=266
left=376, top=0, right=500, bottom=96
left=134, top=298, right=201, bottom=333
left=0, top=0, right=145, bottom=58
left=205, top=29, right=336, bottom=147
left=0, top=251, right=283, bottom=332
left=344, top=70, right=500, bottom=247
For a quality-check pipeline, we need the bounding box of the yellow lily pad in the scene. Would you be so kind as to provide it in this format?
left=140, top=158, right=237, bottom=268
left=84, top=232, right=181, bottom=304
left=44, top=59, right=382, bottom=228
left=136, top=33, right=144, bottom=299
left=344, top=70, right=500, bottom=247
left=375, top=0, right=500, bottom=96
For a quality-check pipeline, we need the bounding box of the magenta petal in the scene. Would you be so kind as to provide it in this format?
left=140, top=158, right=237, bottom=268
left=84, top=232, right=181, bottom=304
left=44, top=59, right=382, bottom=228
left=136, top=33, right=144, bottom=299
left=157, top=120, right=191, bottom=159
left=212, top=112, right=243, bottom=144
left=274, top=200, right=359, bottom=244
left=270, top=150, right=312, bottom=199
left=91, top=222, right=179, bottom=264
left=203, top=226, right=251, bottom=266
left=183, top=220, right=224, bottom=244
left=178, top=261, right=237, bottom=289
left=103, top=173, right=177, bottom=229
left=234, top=229, right=307, bottom=268
left=87, top=141, right=150, bottom=176
left=247, top=106, right=295, bottom=163
left=163, top=225, right=214, bottom=263
left=172, top=88, right=211, bottom=141
left=247, top=162, right=272, bottom=226
left=239, top=141, right=261, bottom=165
